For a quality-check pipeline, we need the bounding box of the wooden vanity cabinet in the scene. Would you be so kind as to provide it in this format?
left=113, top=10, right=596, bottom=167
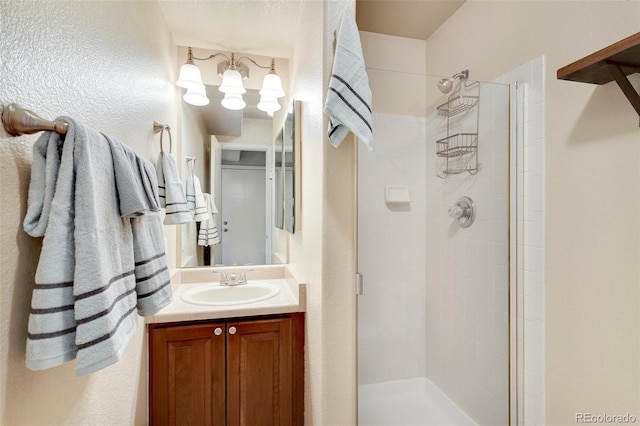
left=149, top=313, right=304, bottom=426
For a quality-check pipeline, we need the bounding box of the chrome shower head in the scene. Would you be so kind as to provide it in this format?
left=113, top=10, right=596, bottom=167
left=437, top=78, right=453, bottom=94
left=437, top=70, right=469, bottom=94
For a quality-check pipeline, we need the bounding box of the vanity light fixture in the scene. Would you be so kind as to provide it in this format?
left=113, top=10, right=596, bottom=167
left=182, top=85, right=210, bottom=106
left=176, top=47, right=285, bottom=113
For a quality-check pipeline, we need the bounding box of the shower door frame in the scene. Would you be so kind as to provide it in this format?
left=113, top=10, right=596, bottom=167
left=354, top=72, right=521, bottom=426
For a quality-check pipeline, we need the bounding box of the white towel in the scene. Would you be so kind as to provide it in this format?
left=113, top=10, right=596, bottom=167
left=157, top=152, right=192, bottom=224
left=185, top=173, right=196, bottom=213
left=193, top=175, right=208, bottom=222
left=198, top=193, right=220, bottom=247
left=323, top=8, right=373, bottom=152
left=23, top=118, right=172, bottom=376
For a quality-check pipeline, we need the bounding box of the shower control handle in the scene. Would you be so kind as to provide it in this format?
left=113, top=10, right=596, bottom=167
left=449, top=196, right=476, bottom=228
left=448, top=205, right=465, bottom=219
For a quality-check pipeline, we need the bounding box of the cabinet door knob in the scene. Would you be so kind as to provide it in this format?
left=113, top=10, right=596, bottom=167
left=228, top=326, right=237, bottom=335
left=214, top=327, right=223, bottom=336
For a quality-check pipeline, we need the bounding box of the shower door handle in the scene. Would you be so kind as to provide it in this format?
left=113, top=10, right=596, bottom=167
left=355, top=273, right=364, bottom=295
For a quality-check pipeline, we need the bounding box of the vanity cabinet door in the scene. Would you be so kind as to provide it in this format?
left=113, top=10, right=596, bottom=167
left=149, top=314, right=304, bottom=426
left=149, top=323, right=226, bottom=426
left=226, top=318, right=293, bottom=426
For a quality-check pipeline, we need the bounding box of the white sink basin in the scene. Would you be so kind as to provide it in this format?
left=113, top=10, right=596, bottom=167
left=181, top=281, right=281, bottom=306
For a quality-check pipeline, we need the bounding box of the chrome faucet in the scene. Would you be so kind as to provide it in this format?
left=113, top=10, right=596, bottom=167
left=214, top=268, right=254, bottom=286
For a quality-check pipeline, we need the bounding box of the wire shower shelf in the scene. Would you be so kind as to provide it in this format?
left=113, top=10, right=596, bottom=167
left=436, top=133, right=478, bottom=158
left=437, top=95, right=479, bottom=117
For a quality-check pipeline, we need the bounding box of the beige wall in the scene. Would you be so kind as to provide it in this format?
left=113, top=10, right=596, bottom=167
left=426, top=2, right=640, bottom=424
left=287, top=0, right=357, bottom=424
left=0, top=1, right=178, bottom=424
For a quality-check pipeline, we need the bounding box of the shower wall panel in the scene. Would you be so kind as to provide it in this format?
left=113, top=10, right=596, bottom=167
left=357, top=112, right=428, bottom=385
left=425, top=82, right=511, bottom=425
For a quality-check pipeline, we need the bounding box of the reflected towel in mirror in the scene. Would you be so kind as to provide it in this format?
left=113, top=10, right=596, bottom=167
left=198, top=193, right=220, bottom=247
left=157, top=152, right=192, bottom=224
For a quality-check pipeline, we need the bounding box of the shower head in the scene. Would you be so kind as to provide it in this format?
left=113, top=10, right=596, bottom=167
left=437, top=70, right=469, bottom=94
left=437, top=79, right=454, bottom=94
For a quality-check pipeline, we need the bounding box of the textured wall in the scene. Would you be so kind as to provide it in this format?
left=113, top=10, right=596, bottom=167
left=426, top=2, right=640, bottom=424
left=287, top=0, right=357, bottom=424
left=0, top=1, right=178, bottom=424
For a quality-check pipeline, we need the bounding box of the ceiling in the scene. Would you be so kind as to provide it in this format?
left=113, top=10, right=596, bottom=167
left=159, top=0, right=464, bottom=135
left=158, top=0, right=304, bottom=59
left=158, top=0, right=464, bottom=58
left=356, top=0, right=465, bottom=40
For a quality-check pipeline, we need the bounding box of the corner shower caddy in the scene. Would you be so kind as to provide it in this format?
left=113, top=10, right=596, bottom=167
left=436, top=82, right=480, bottom=178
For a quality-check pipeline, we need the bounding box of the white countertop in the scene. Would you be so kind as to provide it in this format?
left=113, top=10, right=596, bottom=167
left=146, top=278, right=304, bottom=324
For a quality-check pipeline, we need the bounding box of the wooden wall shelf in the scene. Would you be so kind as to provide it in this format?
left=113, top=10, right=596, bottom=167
left=557, top=32, right=640, bottom=123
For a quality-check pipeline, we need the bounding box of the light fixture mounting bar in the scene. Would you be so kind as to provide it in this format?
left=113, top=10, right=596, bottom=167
left=235, top=56, right=273, bottom=70
left=218, top=61, right=249, bottom=79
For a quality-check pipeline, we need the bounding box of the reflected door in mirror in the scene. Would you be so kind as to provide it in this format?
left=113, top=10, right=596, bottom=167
left=221, top=167, right=266, bottom=265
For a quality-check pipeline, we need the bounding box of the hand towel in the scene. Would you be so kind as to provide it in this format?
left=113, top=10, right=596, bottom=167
left=197, top=193, right=220, bottom=247
left=23, top=118, right=171, bottom=376
left=193, top=175, right=208, bottom=222
left=157, top=152, right=192, bottom=224
left=185, top=173, right=196, bottom=213
left=106, top=137, right=173, bottom=317
left=323, top=8, right=373, bottom=152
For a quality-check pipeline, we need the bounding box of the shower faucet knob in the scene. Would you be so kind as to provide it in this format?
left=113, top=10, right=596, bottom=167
left=448, top=205, right=465, bottom=218
left=449, top=196, right=476, bottom=228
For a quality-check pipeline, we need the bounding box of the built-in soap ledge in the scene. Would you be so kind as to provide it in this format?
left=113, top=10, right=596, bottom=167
left=385, top=185, right=411, bottom=204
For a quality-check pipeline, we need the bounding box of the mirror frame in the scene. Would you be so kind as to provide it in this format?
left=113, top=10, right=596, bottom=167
left=278, top=100, right=301, bottom=234
left=274, top=128, right=285, bottom=230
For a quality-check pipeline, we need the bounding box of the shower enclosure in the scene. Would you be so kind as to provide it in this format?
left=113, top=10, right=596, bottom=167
left=357, top=68, right=514, bottom=425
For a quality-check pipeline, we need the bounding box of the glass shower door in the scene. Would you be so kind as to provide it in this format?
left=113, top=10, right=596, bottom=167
left=357, top=68, right=512, bottom=426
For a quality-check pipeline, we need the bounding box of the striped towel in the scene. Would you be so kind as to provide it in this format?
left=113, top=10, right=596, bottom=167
left=323, top=8, right=373, bottom=152
left=157, top=152, right=192, bottom=224
left=197, top=193, right=220, bottom=247
left=108, top=138, right=172, bottom=317
left=23, top=118, right=172, bottom=376
left=193, top=175, right=208, bottom=222
left=185, top=173, right=196, bottom=213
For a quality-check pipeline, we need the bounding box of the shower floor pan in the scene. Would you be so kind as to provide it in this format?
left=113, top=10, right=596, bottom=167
left=358, top=377, right=477, bottom=426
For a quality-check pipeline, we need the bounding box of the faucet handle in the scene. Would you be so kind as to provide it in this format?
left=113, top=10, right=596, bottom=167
left=239, top=268, right=254, bottom=283
left=212, top=269, right=229, bottom=284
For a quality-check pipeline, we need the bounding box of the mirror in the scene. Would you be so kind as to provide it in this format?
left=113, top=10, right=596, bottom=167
left=180, top=85, right=286, bottom=267
left=273, top=102, right=296, bottom=234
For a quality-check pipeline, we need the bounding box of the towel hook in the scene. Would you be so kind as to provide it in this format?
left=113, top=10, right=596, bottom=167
left=153, top=121, right=172, bottom=154
left=186, top=156, right=196, bottom=174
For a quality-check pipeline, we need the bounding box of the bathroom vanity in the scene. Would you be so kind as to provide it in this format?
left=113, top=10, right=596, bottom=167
left=147, top=275, right=305, bottom=425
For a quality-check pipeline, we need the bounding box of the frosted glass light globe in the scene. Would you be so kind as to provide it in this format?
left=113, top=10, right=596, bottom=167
left=183, top=85, right=210, bottom=106
left=176, top=63, right=204, bottom=89
left=219, top=69, right=246, bottom=94
left=221, top=93, right=246, bottom=110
